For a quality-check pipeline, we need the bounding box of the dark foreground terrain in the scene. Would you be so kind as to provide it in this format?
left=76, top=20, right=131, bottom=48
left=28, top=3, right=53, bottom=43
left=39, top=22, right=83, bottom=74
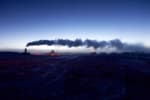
left=0, top=52, right=150, bottom=100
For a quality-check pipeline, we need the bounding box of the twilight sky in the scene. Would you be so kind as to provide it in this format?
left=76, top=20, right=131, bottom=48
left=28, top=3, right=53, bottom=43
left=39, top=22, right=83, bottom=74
left=0, top=0, right=150, bottom=50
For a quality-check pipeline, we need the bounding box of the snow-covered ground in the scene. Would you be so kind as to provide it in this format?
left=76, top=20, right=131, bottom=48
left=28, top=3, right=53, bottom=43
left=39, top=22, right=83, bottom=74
left=0, top=52, right=150, bottom=100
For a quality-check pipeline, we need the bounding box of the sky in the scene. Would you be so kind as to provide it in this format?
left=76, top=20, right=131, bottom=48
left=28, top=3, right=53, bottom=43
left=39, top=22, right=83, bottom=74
left=0, top=0, right=150, bottom=51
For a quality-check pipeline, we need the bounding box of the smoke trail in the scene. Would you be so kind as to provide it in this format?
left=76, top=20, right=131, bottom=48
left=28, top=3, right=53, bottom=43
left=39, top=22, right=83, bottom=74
left=26, top=39, right=109, bottom=48
left=26, top=39, right=150, bottom=53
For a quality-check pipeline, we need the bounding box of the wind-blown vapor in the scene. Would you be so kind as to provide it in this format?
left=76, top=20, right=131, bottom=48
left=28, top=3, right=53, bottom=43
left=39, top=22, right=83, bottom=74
left=26, top=39, right=150, bottom=53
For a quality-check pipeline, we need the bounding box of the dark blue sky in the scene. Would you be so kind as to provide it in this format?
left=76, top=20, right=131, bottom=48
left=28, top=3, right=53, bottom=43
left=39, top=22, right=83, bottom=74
left=0, top=0, right=150, bottom=49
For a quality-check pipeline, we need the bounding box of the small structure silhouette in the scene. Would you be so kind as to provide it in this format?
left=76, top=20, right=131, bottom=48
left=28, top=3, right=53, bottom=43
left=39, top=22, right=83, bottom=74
left=49, top=50, right=58, bottom=56
left=24, top=48, right=27, bottom=54
left=23, top=48, right=30, bottom=55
